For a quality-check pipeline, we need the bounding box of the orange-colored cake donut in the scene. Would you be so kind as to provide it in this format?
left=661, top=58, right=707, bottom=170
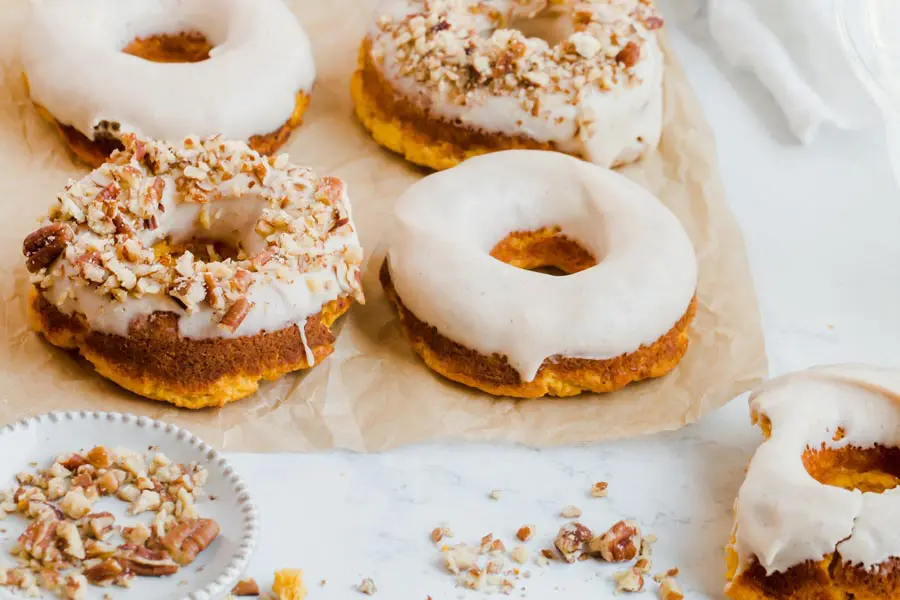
left=352, top=0, right=665, bottom=171
left=726, top=366, right=900, bottom=600
left=382, top=150, right=697, bottom=397
left=22, top=0, right=316, bottom=167
left=24, top=135, right=364, bottom=409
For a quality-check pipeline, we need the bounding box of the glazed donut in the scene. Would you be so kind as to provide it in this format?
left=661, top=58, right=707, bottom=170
left=352, top=0, right=664, bottom=171
left=24, top=135, right=364, bottom=409
left=381, top=150, right=697, bottom=397
left=726, top=366, right=900, bottom=600
left=22, top=0, right=316, bottom=167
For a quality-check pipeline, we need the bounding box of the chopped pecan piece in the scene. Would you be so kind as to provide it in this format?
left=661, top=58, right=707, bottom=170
left=658, top=576, right=684, bottom=600
left=554, top=522, right=592, bottom=563
left=588, top=520, right=642, bottom=562
left=83, top=557, right=124, bottom=586
left=516, top=524, right=535, bottom=542
left=161, top=518, right=220, bottom=565
left=63, top=572, right=88, bottom=600
left=87, top=512, right=116, bottom=540
left=17, top=512, right=61, bottom=562
left=591, top=481, right=609, bottom=498
left=231, top=577, right=260, bottom=596
left=316, top=176, right=344, bottom=204
left=220, top=297, right=253, bottom=332
left=116, top=544, right=179, bottom=577
left=613, top=567, right=644, bottom=593
left=86, top=446, right=113, bottom=469
left=57, top=521, right=86, bottom=559
left=358, top=577, right=377, bottom=595
left=616, top=42, right=641, bottom=67
left=330, top=217, right=349, bottom=232
left=646, top=16, right=664, bottom=30
left=112, top=213, right=134, bottom=235
left=23, top=223, right=73, bottom=273
left=60, top=453, right=88, bottom=471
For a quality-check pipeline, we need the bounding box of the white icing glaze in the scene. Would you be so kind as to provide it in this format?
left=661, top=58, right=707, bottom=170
left=385, top=150, right=697, bottom=381
left=22, top=0, right=316, bottom=142
left=368, top=0, right=663, bottom=167
left=734, top=365, right=900, bottom=576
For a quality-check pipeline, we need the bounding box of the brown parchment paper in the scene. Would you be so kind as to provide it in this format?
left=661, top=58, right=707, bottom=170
left=0, top=0, right=767, bottom=452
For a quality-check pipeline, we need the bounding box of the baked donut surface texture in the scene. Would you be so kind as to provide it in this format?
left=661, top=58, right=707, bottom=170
left=22, top=0, right=316, bottom=167
left=24, top=135, right=365, bottom=409
left=382, top=150, right=697, bottom=398
left=726, top=365, right=900, bottom=600
left=353, top=0, right=664, bottom=171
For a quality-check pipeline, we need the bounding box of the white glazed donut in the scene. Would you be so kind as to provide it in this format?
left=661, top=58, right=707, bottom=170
left=22, top=0, right=316, bottom=164
left=382, top=150, right=697, bottom=397
left=727, top=365, right=900, bottom=598
left=353, top=0, right=665, bottom=171
left=25, top=135, right=364, bottom=409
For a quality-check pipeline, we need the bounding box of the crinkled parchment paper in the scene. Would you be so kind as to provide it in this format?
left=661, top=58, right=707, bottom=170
left=0, top=1, right=767, bottom=451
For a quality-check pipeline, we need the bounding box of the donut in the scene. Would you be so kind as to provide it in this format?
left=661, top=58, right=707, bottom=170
left=726, top=365, right=900, bottom=600
left=24, top=135, right=365, bottom=409
left=381, top=150, right=697, bottom=397
left=22, top=0, right=316, bottom=168
left=352, top=0, right=664, bottom=171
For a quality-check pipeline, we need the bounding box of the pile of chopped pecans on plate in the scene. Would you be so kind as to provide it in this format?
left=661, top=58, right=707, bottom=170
left=0, top=446, right=218, bottom=599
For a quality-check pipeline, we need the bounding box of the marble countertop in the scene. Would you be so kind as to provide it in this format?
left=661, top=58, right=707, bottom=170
left=226, top=7, right=900, bottom=600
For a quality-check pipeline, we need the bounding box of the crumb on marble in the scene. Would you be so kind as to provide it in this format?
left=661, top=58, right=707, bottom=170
left=591, top=481, right=609, bottom=498
left=358, top=577, right=377, bottom=595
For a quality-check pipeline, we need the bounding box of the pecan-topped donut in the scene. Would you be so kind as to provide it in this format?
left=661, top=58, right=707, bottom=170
left=22, top=0, right=316, bottom=167
left=352, top=0, right=664, bottom=170
left=25, top=135, right=364, bottom=409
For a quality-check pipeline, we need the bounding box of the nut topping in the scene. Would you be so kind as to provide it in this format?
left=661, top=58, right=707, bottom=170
left=83, top=557, right=124, bottom=586
left=616, top=41, right=641, bottom=67
left=554, top=522, right=593, bottom=563
left=588, top=520, right=642, bottom=562
left=161, top=518, right=220, bottom=565
left=117, top=544, right=179, bottom=577
left=231, top=577, right=261, bottom=596
left=23, top=223, right=73, bottom=273
left=219, top=297, right=253, bottom=332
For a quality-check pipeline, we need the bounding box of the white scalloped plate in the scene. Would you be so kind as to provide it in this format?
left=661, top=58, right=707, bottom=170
left=0, top=412, right=258, bottom=600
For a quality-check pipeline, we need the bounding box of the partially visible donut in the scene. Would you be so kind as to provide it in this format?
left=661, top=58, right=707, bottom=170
left=24, top=135, right=364, bottom=409
left=382, top=150, right=697, bottom=397
left=727, top=366, right=900, bottom=600
left=22, top=0, right=316, bottom=167
left=352, top=0, right=664, bottom=171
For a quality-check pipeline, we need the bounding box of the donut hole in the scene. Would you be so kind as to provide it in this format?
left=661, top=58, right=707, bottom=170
left=122, top=31, right=213, bottom=63
left=490, top=226, right=596, bottom=276
left=506, top=3, right=571, bottom=47
left=803, top=439, right=900, bottom=493
left=157, top=237, right=242, bottom=264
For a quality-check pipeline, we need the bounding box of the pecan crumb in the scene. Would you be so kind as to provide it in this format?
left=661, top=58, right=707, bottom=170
left=516, top=524, right=534, bottom=542
left=588, top=520, right=642, bottom=562
left=358, top=577, right=377, bottom=595
left=590, top=481, right=609, bottom=498
left=231, top=577, right=260, bottom=596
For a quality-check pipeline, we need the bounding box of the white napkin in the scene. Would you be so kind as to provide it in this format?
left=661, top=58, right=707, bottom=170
left=707, top=0, right=877, bottom=143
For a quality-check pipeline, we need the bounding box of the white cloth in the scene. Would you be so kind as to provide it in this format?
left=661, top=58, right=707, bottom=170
left=707, top=0, right=878, bottom=143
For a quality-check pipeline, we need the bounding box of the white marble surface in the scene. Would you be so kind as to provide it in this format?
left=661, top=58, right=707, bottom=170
left=222, top=7, right=900, bottom=599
